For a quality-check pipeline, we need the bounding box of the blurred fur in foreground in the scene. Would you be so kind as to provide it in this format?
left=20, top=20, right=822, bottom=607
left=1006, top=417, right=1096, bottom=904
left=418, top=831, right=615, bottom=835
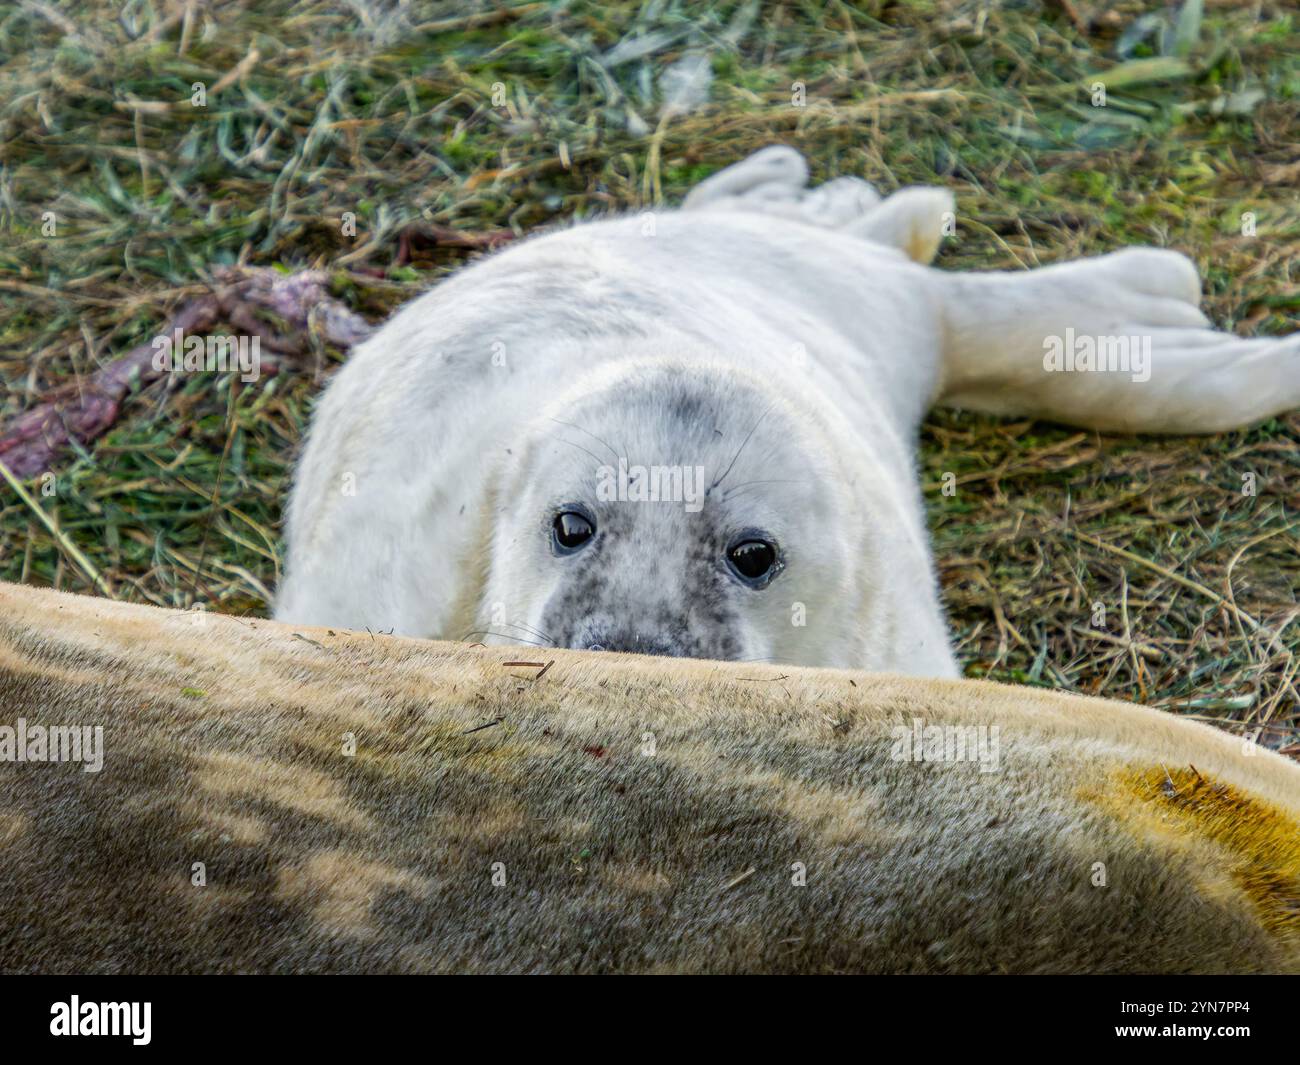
left=1, top=581, right=1298, bottom=974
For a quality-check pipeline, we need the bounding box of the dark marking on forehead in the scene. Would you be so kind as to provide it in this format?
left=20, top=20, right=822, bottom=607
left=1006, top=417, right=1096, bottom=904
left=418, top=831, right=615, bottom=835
left=663, top=389, right=716, bottom=434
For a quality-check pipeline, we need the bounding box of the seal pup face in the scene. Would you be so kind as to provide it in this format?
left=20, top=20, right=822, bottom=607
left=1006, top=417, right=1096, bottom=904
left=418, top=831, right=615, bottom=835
left=480, top=360, right=863, bottom=665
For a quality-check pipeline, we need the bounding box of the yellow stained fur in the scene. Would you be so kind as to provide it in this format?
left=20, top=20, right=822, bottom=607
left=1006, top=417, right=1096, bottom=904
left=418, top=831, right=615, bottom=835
left=1, top=580, right=1298, bottom=974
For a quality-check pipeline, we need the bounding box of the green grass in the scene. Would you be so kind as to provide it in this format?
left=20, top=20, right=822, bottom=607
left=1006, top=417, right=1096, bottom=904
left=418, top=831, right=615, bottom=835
left=1, top=0, right=1297, bottom=754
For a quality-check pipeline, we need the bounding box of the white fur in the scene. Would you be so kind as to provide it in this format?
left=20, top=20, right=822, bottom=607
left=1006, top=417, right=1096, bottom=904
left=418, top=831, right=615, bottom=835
left=276, top=146, right=1300, bottom=674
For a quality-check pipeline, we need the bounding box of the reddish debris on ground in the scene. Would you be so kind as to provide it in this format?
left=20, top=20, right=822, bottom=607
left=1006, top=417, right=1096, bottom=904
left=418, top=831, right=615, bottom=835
left=0, top=268, right=374, bottom=479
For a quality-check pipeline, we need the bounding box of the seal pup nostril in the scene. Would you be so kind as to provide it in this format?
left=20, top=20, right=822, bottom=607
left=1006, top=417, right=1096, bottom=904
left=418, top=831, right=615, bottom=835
left=590, top=633, right=683, bottom=657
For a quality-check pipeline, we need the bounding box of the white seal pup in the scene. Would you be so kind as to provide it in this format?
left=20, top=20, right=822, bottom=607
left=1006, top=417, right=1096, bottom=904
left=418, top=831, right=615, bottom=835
left=275, top=146, right=1300, bottom=674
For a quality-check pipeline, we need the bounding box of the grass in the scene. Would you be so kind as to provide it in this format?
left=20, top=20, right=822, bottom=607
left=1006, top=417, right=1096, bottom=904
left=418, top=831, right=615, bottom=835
left=0, top=0, right=1297, bottom=755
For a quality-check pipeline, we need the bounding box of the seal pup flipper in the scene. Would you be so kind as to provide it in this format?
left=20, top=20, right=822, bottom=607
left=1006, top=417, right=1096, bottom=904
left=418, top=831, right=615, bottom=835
left=683, top=144, right=883, bottom=226
left=845, top=186, right=954, bottom=264
left=681, top=144, right=810, bottom=209
left=934, top=246, right=1300, bottom=433
left=684, top=146, right=955, bottom=263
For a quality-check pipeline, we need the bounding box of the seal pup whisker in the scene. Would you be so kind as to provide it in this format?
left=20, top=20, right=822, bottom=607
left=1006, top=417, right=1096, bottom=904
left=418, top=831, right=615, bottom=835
left=505, top=619, right=559, bottom=646
left=721, top=478, right=809, bottom=503
left=548, top=416, right=625, bottom=467
left=460, top=630, right=553, bottom=648
left=708, top=402, right=777, bottom=496
left=546, top=434, right=607, bottom=470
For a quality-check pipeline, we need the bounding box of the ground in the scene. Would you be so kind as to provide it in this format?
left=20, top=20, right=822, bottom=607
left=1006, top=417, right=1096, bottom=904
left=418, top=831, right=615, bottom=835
left=0, top=0, right=1296, bottom=754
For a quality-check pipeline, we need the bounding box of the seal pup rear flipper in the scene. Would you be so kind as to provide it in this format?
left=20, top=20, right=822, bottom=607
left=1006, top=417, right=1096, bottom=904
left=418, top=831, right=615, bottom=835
left=933, top=247, right=1300, bottom=433
left=682, top=144, right=950, bottom=264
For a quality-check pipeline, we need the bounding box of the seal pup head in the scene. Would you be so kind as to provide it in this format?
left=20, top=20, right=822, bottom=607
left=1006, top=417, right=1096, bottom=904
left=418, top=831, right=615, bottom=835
left=479, top=359, right=869, bottom=665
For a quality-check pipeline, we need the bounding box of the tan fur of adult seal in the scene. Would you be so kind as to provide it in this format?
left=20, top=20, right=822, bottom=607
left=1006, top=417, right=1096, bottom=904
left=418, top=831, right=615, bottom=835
left=2, top=581, right=1298, bottom=974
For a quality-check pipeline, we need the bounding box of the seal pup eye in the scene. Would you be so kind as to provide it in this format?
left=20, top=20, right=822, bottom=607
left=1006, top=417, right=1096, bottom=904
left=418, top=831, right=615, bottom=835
left=726, top=538, right=779, bottom=585
left=553, top=510, right=595, bottom=553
